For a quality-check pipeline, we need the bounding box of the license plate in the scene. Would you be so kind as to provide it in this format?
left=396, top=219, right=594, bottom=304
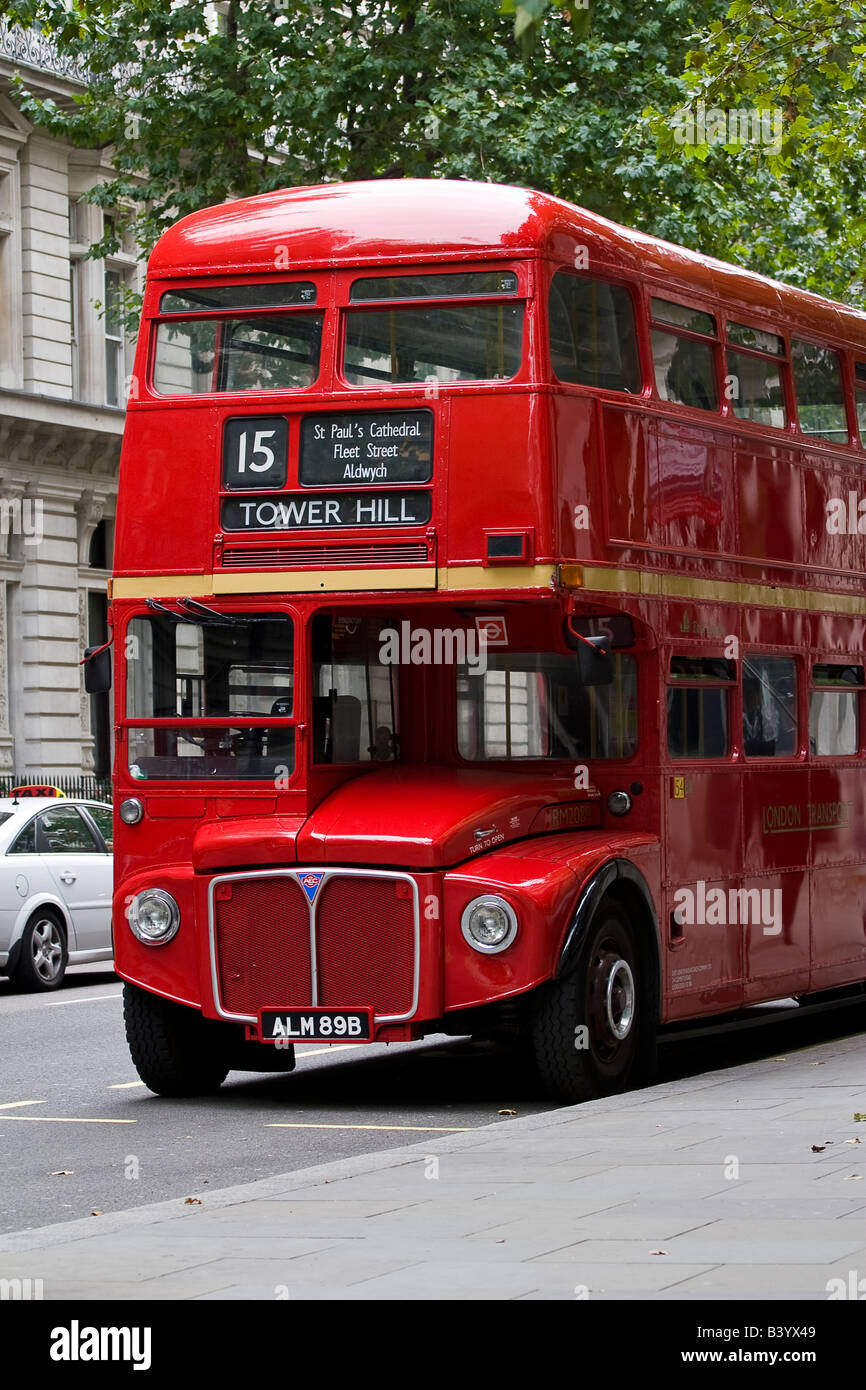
left=260, top=1008, right=373, bottom=1043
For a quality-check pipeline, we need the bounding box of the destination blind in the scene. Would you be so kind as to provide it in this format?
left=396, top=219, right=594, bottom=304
left=300, top=409, right=432, bottom=486
left=221, top=490, right=432, bottom=531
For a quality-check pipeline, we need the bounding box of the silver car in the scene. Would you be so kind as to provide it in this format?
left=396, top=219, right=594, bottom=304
left=0, top=797, right=113, bottom=991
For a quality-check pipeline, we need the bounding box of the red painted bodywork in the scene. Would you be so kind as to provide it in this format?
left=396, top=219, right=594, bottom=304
left=111, top=180, right=866, bottom=1043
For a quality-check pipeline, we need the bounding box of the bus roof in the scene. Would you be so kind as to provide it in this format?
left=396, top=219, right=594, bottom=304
left=148, top=179, right=866, bottom=350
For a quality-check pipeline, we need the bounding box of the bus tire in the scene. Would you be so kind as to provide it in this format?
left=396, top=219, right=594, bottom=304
left=123, top=982, right=232, bottom=1097
left=532, top=900, right=642, bottom=1103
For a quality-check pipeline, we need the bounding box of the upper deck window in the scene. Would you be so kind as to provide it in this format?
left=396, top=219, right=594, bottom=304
left=159, top=283, right=317, bottom=313
left=727, top=321, right=784, bottom=355
left=548, top=272, right=641, bottom=393
left=154, top=312, right=323, bottom=395
left=792, top=339, right=847, bottom=443
left=343, top=303, right=523, bottom=386
left=351, top=271, right=518, bottom=302
left=725, top=319, right=787, bottom=428
left=651, top=298, right=719, bottom=412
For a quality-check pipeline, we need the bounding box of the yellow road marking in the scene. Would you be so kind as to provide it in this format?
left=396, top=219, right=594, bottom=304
left=266, top=1122, right=471, bottom=1132
left=0, top=1115, right=136, bottom=1124
left=108, top=1081, right=146, bottom=1089
left=45, top=993, right=122, bottom=1007
left=0, top=1100, right=44, bottom=1110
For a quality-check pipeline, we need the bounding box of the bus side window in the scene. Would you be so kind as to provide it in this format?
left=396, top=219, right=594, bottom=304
left=854, top=362, right=866, bottom=445
left=651, top=298, right=719, bottom=412
left=667, top=656, right=734, bottom=759
left=792, top=339, right=847, bottom=443
left=549, top=271, right=641, bottom=393
left=809, top=663, right=864, bottom=756
left=742, top=656, right=797, bottom=757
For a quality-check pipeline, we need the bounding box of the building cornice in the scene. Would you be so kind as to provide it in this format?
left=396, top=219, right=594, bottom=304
left=0, top=388, right=124, bottom=435
left=0, top=391, right=123, bottom=479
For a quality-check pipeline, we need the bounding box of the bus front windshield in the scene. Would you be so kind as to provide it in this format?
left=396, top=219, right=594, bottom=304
left=125, top=612, right=294, bottom=780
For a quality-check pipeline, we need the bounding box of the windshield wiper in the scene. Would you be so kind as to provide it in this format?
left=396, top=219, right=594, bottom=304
left=178, top=597, right=244, bottom=625
left=146, top=598, right=185, bottom=622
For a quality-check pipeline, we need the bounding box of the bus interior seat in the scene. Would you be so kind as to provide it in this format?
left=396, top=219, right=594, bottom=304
left=332, top=695, right=362, bottom=762
left=312, top=694, right=362, bottom=762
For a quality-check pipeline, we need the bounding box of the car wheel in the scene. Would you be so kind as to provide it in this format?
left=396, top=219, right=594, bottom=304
left=11, top=910, right=68, bottom=992
left=531, top=900, right=644, bottom=1103
left=123, top=982, right=233, bottom=1097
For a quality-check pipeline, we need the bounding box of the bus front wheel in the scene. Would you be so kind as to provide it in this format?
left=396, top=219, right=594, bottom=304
left=532, top=902, right=643, bottom=1104
left=123, top=983, right=233, bottom=1097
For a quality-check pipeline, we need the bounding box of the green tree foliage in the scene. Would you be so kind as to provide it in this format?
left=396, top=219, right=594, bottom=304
left=3, top=0, right=864, bottom=307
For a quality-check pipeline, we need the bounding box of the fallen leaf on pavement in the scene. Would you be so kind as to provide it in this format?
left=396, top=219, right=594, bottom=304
left=854, top=1114, right=866, bottom=1122
left=844, top=1138, right=862, bottom=1145
left=184, top=1196, right=202, bottom=1205
left=498, top=1108, right=517, bottom=1117
left=50, top=1170, right=74, bottom=1176
left=650, top=1249, right=669, bottom=1256
left=844, top=1175, right=864, bottom=1181
left=811, top=1145, right=826, bottom=1152
left=91, top=1210, right=102, bottom=1216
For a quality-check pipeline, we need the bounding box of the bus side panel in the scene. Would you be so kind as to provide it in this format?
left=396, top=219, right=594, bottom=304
left=663, top=767, right=745, bottom=1019
left=810, top=762, right=866, bottom=988
left=117, top=409, right=219, bottom=574
left=446, top=394, right=552, bottom=564
left=742, top=766, right=811, bottom=998
left=551, top=392, right=600, bottom=561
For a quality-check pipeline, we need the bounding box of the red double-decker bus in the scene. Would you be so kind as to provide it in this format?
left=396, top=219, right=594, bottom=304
left=104, top=180, right=866, bottom=1101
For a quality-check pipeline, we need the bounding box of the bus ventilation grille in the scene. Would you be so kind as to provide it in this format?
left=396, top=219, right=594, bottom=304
left=220, top=542, right=430, bottom=569
left=213, top=872, right=416, bottom=1021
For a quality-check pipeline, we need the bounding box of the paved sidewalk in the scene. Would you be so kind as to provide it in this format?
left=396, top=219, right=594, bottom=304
left=1, top=1034, right=864, bottom=1300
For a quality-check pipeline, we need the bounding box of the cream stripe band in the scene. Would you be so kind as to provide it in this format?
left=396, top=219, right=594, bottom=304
left=110, top=564, right=865, bottom=616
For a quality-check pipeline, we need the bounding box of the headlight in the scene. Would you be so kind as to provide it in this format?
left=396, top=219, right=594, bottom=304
left=127, top=889, right=180, bottom=945
left=119, top=797, right=144, bottom=825
left=461, top=895, right=518, bottom=954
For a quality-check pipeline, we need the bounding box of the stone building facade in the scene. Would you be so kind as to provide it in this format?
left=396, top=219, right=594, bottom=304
left=0, top=22, right=140, bottom=781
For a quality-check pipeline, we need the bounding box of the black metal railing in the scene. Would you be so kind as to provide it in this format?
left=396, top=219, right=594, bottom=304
left=0, top=772, right=112, bottom=802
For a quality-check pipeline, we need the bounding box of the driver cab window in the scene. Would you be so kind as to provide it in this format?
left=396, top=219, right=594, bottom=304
left=312, top=615, right=399, bottom=763
left=458, top=652, right=637, bottom=760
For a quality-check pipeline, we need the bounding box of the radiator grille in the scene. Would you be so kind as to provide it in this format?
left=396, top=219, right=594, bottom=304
left=211, top=871, right=416, bottom=1022
left=214, top=877, right=311, bottom=1017
left=316, top=876, right=415, bottom=1016
left=221, top=541, right=430, bottom=568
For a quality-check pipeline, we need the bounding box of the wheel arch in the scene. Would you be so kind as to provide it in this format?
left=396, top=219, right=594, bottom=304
left=556, top=858, right=661, bottom=1026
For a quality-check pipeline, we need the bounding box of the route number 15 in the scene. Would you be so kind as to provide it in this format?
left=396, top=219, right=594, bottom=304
left=223, top=415, right=288, bottom=490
